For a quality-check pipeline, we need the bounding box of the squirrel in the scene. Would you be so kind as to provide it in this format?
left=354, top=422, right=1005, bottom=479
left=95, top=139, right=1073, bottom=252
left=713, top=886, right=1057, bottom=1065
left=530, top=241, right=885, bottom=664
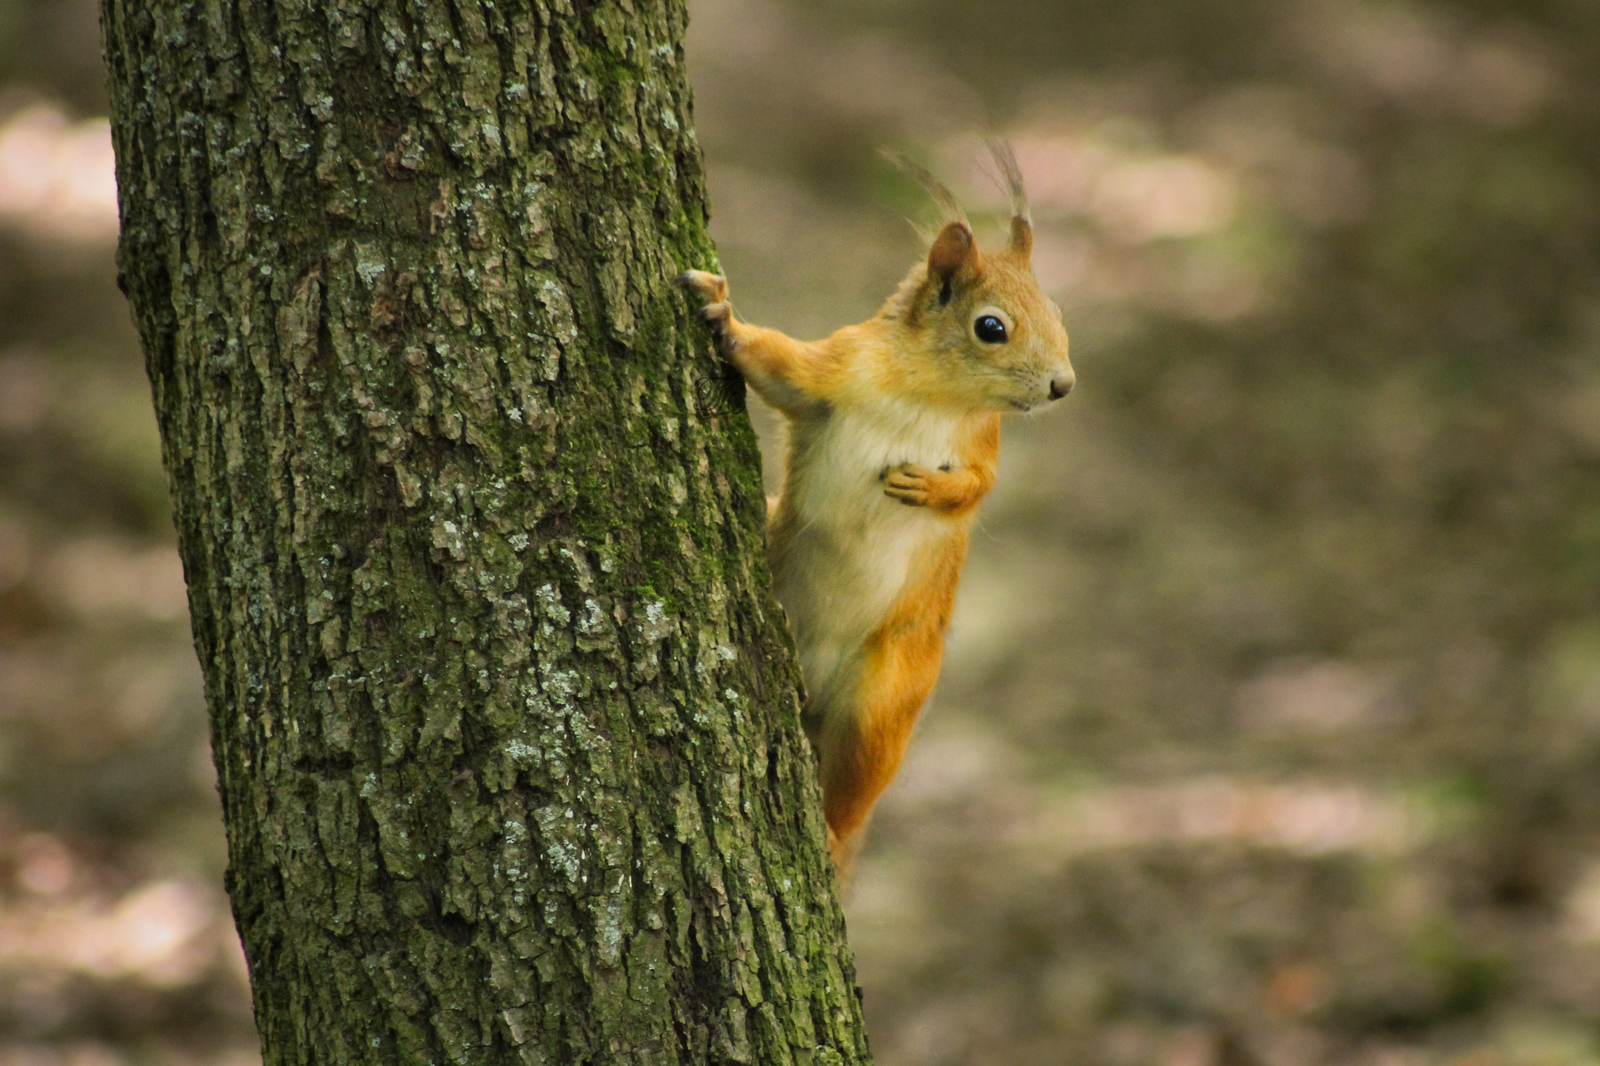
left=681, top=143, right=1074, bottom=873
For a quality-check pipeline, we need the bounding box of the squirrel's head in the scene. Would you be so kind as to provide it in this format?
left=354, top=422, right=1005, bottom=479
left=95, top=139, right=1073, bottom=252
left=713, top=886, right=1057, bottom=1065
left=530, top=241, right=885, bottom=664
left=884, top=145, right=1074, bottom=414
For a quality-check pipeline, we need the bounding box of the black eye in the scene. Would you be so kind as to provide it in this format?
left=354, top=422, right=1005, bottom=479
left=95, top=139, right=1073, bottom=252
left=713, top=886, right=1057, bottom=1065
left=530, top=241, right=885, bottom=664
left=974, top=314, right=1008, bottom=344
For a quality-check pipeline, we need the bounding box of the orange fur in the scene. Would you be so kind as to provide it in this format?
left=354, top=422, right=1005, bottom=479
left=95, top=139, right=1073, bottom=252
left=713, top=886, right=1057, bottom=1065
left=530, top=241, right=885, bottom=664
left=680, top=148, right=1073, bottom=875
left=820, top=529, right=966, bottom=862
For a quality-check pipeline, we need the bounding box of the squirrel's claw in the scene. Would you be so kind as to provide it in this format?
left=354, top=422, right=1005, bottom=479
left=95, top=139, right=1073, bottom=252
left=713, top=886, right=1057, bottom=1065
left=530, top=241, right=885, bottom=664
left=697, top=301, right=734, bottom=349
left=678, top=270, right=728, bottom=304
left=679, top=271, right=735, bottom=349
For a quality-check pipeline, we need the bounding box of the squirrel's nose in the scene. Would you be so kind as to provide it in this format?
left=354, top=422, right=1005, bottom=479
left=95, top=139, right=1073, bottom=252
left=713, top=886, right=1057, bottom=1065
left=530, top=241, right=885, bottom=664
left=1049, top=374, right=1074, bottom=400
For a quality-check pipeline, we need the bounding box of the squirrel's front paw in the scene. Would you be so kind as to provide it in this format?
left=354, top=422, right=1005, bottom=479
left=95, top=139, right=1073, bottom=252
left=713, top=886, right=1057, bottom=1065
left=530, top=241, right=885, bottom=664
left=678, top=270, right=728, bottom=304
left=677, top=271, right=735, bottom=347
left=881, top=463, right=935, bottom=507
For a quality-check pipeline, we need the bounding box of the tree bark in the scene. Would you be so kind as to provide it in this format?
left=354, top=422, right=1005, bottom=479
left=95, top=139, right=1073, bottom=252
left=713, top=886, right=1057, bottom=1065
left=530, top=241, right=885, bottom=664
left=102, top=2, right=870, bottom=1063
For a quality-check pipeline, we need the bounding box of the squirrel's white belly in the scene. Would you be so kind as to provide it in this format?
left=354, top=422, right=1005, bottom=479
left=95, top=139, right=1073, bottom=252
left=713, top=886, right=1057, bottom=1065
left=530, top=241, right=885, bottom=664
left=772, top=403, right=964, bottom=717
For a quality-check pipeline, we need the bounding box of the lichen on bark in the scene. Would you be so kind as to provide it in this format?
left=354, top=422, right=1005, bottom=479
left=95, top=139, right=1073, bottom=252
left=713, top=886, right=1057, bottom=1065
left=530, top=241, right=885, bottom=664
left=102, top=0, right=871, bottom=1062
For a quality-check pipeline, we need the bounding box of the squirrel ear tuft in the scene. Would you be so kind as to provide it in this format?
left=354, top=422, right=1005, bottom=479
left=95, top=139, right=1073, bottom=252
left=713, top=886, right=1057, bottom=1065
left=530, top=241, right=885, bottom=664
left=1008, top=216, right=1033, bottom=258
left=927, top=221, right=977, bottom=285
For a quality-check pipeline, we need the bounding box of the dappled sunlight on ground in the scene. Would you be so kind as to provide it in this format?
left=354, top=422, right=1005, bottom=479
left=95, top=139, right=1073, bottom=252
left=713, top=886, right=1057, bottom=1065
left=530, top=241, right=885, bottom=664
left=0, top=102, right=117, bottom=246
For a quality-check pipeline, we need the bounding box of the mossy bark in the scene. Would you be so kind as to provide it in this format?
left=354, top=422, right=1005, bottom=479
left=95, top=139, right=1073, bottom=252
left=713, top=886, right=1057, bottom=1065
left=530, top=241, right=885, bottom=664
left=102, top=2, right=869, bottom=1063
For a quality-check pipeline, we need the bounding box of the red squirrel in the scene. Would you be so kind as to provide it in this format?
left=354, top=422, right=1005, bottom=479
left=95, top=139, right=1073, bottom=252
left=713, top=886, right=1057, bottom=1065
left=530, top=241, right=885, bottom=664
left=682, top=144, right=1074, bottom=872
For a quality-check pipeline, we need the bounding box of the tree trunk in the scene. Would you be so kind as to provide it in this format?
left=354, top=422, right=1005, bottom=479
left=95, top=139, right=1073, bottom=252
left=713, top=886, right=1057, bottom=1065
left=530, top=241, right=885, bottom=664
left=102, top=2, right=870, bottom=1063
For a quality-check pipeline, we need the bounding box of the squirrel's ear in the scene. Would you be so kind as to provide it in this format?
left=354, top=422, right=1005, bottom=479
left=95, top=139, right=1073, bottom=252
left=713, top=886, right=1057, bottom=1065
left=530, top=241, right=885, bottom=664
left=927, top=221, right=978, bottom=305
left=1008, top=216, right=1033, bottom=259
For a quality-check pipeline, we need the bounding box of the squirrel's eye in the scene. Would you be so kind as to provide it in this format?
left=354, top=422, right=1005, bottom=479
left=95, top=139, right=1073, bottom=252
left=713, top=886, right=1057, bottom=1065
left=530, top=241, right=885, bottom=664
left=974, top=314, right=1008, bottom=344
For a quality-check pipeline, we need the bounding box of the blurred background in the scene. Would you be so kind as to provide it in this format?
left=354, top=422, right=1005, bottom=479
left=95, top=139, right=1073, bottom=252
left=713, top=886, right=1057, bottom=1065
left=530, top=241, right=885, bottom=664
left=1, top=0, right=1598, bottom=1062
